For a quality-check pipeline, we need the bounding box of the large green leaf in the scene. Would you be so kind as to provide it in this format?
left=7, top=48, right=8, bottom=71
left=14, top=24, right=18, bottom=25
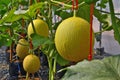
left=0, top=2, right=44, bottom=24
left=27, top=2, right=44, bottom=17
left=60, top=11, right=72, bottom=20
left=31, top=33, right=54, bottom=49
left=0, top=7, right=27, bottom=23
left=77, top=4, right=90, bottom=22
left=0, top=0, right=10, bottom=7
left=0, top=7, right=17, bottom=24
left=61, top=55, right=120, bottom=80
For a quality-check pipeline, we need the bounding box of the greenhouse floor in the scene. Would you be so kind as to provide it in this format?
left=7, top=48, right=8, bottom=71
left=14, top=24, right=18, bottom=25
left=0, top=47, right=9, bottom=80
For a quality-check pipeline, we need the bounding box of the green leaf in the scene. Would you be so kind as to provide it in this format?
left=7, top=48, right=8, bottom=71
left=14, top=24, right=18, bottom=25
left=102, top=15, right=120, bottom=31
left=0, top=2, right=44, bottom=24
left=0, top=25, right=9, bottom=32
left=56, top=53, right=70, bottom=66
left=84, top=0, right=99, bottom=4
left=28, top=2, right=44, bottom=17
left=0, top=7, right=28, bottom=23
left=60, top=11, right=72, bottom=20
left=77, top=4, right=90, bottom=22
left=94, top=9, right=120, bottom=31
left=0, top=0, right=10, bottom=6
left=61, top=55, right=120, bottom=80
left=100, top=14, right=113, bottom=31
left=0, top=34, right=12, bottom=47
left=31, top=33, right=54, bottom=49
left=97, top=0, right=109, bottom=8
left=109, top=0, right=120, bottom=44
left=0, top=7, right=17, bottom=24
left=18, top=0, right=28, bottom=5
left=94, top=9, right=106, bottom=22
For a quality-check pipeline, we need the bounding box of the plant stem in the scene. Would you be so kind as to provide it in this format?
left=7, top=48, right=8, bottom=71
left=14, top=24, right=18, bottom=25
left=73, top=10, right=77, bottom=17
left=10, top=0, right=14, bottom=9
left=46, top=44, right=54, bottom=80
left=29, top=0, right=36, bottom=34
left=51, top=0, right=72, bottom=7
left=31, top=18, right=37, bottom=34
left=95, top=25, right=112, bottom=34
left=9, top=26, right=14, bottom=62
left=51, top=0, right=86, bottom=9
left=47, top=55, right=53, bottom=80
left=109, top=0, right=120, bottom=42
left=96, top=9, right=120, bottom=15
left=53, top=54, right=57, bottom=75
left=14, top=32, right=25, bottom=38
left=26, top=72, right=29, bottom=80
left=47, top=0, right=54, bottom=39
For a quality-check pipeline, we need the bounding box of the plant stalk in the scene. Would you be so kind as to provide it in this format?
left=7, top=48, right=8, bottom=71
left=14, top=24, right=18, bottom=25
left=31, top=19, right=37, bottom=34
left=73, top=10, right=77, bottom=17
left=51, top=0, right=85, bottom=9
left=109, top=0, right=120, bottom=42
left=26, top=72, right=29, bottom=80
left=47, top=55, right=54, bottom=80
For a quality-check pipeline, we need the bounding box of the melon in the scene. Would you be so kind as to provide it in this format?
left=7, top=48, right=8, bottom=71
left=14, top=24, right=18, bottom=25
left=16, top=39, right=29, bottom=59
left=23, top=54, right=40, bottom=73
left=27, top=19, right=49, bottom=38
left=55, top=17, right=94, bottom=62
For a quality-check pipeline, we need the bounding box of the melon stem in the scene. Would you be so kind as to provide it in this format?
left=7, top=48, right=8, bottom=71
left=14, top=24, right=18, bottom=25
left=73, top=10, right=77, bottom=17
left=26, top=72, right=29, bottom=80
left=31, top=18, right=37, bottom=34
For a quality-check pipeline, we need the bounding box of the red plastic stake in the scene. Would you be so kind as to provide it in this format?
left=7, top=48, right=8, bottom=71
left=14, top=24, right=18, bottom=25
left=88, top=3, right=94, bottom=61
left=72, top=0, right=78, bottom=10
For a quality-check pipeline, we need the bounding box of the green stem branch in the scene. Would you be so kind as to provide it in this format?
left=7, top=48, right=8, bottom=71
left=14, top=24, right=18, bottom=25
left=47, top=55, right=54, bottom=80
left=26, top=72, right=29, bottom=80
left=51, top=0, right=85, bottom=9
left=51, top=0, right=71, bottom=7
left=73, top=10, right=77, bottom=17
left=31, top=19, right=37, bottom=34
left=96, top=9, right=120, bottom=15
left=95, top=26, right=111, bottom=34
left=109, top=0, right=120, bottom=42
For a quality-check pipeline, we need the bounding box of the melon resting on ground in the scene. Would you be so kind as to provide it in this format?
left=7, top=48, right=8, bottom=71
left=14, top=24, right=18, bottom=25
left=16, top=39, right=29, bottom=60
left=23, top=54, right=40, bottom=73
left=55, top=17, right=95, bottom=62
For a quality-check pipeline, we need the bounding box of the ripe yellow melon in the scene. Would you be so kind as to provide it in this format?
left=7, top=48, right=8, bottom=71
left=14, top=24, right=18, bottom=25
left=55, top=17, right=94, bottom=62
left=27, top=19, right=49, bottom=38
left=16, top=39, right=29, bottom=59
left=23, top=54, right=40, bottom=73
